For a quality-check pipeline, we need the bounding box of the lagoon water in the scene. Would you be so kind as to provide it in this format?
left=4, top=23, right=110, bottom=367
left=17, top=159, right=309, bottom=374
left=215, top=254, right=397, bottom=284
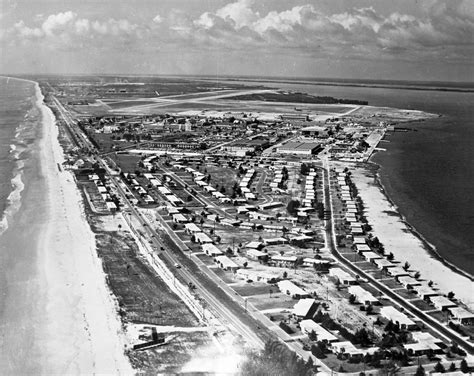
left=230, top=78, right=474, bottom=276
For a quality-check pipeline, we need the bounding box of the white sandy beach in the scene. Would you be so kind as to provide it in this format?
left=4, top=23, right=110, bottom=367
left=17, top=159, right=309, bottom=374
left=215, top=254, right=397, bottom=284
left=30, top=84, right=133, bottom=374
left=352, top=167, right=474, bottom=310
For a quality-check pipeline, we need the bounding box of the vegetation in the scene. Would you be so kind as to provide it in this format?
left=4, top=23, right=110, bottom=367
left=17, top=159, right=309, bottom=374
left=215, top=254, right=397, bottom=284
left=238, top=340, right=315, bottom=376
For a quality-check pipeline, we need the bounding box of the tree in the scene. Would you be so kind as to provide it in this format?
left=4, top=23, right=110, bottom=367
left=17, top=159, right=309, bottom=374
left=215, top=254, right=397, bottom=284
left=449, top=362, right=456, bottom=372
left=414, top=271, right=421, bottom=279
left=403, top=261, right=410, bottom=271
left=308, top=330, right=318, bottom=341
left=447, top=291, right=455, bottom=299
left=414, top=364, right=425, bottom=376
left=282, top=271, right=288, bottom=279
left=286, top=199, right=301, bottom=216
left=428, top=280, right=434, bottom=287
left=366, top=304, right=374, bottom=315
left=387, top=252, right=394, bottom=261
left=460, top=359, right=469, bottom=373
left=434, top=362, right=445, bottom=373
left=243, top=261, right=248, bottom=268
left=300, top=163, right=310, bottom=175
left=349, top=294, right=357, bottom=304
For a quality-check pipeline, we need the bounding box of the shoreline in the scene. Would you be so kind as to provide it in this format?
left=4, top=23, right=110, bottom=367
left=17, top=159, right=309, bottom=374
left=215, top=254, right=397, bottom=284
left=0, top=78, right=134, bottom=373
left=351, top=160, right=474, bottom=310
left=369, top=161, right=474, bottom=282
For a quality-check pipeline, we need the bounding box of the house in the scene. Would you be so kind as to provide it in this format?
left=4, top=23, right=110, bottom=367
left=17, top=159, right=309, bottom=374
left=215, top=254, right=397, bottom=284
left=412, top=285, right=438, bottom=300
left=448, top=307, right=474, bottom=325
left=263, top=237, right=288, bottom=246
left=195, top=232, right=213, bottom=244
left=373, top=258, right=395, bottom=270
left=353, top=237, right=367, bottom=245
left=302, top=259, right=331, bottom=270
left=331, top=341, right=365, bottom=358
left=246, top=241, right=263, bottom=250
left=380, top=306, right=417, bottom=330
left=246, top=248, right=267, bottom=261
left=202, top=243, right=223, bottom=257
left=293, top=299, right=319, bottom=319
left=214, top=255, right=239, bottom=272
left=258, top=202, right=283, bottom=210
left=184, top=223, right=201, bottom=234
left=172, top=213, right=188, bottom=223
left=348, top=286, right=379, bottom=306
left=236, top=269, right=279, bottom=284
left=277, top=280, right=310, bottom=299
left=106, top=201, right=118, bottom=212
left=386, top=267, right=410, bottom=278
left=362, top=251, right=382, bottom=262
left=271, top=255, right=298, bottom=267
left=329, top=268, right=358, bottom=285
left=300, top=320, right=338, bottom=342
left=404, top=332, right=443, bottom=356
left=355, top=244, right=371, bottom=253
left=397, top=276, right=422, bottom=289
left=429, top=296, right=457, bottom=311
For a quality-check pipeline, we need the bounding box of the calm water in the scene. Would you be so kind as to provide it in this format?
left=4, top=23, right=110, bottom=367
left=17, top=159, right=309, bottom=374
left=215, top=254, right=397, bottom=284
left=230, top=78, right=474, bottom=275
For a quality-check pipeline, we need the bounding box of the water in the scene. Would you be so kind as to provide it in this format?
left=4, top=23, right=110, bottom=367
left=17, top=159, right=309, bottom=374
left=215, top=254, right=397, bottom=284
left=228, top=78, right=474, bottom=276
left=0, top=77, right=51, bottom=371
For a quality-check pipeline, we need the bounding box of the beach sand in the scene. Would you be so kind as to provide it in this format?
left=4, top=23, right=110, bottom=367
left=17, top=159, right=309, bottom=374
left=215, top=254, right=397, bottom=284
left=36, top=85, right=133, bottom=373
left=351, top=167, right=474, bottom=310
left=0, top=82, right=133, bottom=374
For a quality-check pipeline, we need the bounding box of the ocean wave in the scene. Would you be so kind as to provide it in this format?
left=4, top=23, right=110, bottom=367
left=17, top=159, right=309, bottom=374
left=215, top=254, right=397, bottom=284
left=0, top=169, right=25, bottom=237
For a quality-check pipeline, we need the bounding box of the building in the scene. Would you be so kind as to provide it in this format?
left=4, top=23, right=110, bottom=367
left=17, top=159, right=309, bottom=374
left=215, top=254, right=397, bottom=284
left=225, top=138, right=269, bottom=155
left=246, top=248, right=267, bottom=261
left=329, top=267, right=358, bottom=285
left=300, top=320, right=338, bottom=342
left=271, top=255, right=298, bottom=267
left=277, top=141, right=322, bottom=156
left=448, top=307, right=474, bottom=325
left=348, top=286, right=379, bottom=306
left=263, top=237, right=288, bottom=246
left=429, top=296, right=457, bottom=311
left=202, top=243, right=223, bottom=257
left=194, top=232, right=213, bottom=244
left=214, top=255, right=239, bottom=272
left=293, top=299, right=319, bottom=319
left=397, top=276, right=422, bottom=289
left=172, top=213, right=188, bottom=223
left=236, top=269, right=280, bottom=284
left=277, top=280, right=310, bottom=299
left=380, top=306, right=417, bottom=330
left=184, top=223, right=201, bottom=234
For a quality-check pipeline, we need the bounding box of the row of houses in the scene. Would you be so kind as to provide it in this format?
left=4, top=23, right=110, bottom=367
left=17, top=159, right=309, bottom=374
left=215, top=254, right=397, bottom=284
left=239, top=169, right=257, bottom=201
left=301, top=170, right=317, bottom=209
left=88, top=174, right=118, bottom=212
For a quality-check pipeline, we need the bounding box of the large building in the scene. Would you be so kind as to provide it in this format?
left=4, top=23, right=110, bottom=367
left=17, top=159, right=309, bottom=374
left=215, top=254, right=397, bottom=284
left=277, top=141, right=322, bottom=155
left=225, top=138, right=269, bottom=155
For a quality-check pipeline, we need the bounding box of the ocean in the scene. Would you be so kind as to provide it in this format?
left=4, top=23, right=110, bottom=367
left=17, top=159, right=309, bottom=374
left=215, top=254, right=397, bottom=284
left=0, top=77, right=51, bottom=371
left=226, top=78, right=474, bottom=276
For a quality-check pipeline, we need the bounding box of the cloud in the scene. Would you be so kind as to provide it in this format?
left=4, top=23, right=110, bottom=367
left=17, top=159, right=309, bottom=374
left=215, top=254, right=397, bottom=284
left=42, top=11, right=76, bottom=36
left=3, top=1, right=473, bottom=68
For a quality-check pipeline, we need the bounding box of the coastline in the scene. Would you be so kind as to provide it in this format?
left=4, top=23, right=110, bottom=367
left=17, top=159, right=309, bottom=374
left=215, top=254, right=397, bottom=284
left=351, top=160, right=474, bottom=310
left=0, top=77, right=133, bottom=373
left=36, top=82, right=133, bottom=373
left=370, top=161, right=474, bottom=282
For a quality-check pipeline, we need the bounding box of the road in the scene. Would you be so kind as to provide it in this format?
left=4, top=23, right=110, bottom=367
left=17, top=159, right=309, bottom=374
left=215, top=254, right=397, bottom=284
left=52, top=96, right=266, bottom=350
left=321, top=157, right=474, bottom=355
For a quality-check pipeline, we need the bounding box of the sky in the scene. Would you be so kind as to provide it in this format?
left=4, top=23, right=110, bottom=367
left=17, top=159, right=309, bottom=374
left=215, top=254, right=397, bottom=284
left=0, top=0, right=473, bottom=81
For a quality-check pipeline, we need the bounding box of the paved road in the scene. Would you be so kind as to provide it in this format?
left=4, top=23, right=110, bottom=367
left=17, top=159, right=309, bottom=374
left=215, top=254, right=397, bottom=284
left=321, top=157, right=474, bottom=355
left=53, top=96, right=266, bottom=350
